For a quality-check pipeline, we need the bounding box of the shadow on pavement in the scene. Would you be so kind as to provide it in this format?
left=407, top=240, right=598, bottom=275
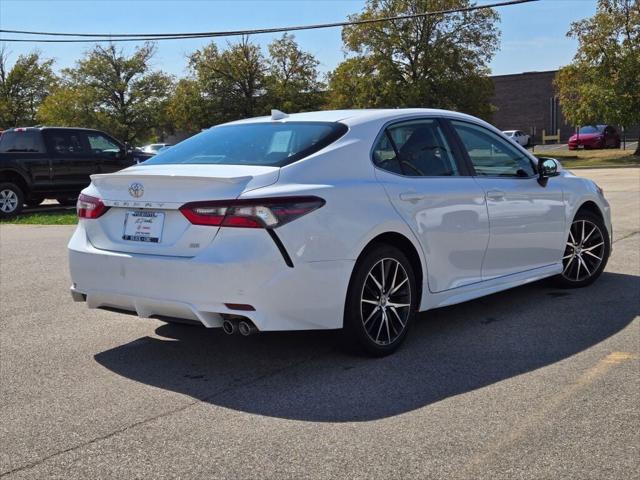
left=95, top=271, right=638, bottom=422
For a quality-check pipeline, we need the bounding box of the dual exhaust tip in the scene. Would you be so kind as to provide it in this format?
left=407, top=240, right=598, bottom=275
left=222, top=318, right=258, bottom=336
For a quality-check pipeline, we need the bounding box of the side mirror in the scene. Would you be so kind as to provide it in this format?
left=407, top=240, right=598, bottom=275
left=537, top=157, right=560, bottom=186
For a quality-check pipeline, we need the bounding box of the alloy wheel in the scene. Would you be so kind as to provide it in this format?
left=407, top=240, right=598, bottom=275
left=0, top=189, right=19, bottom=213
left=360, top=258, right=411, bottom=346
left=562, top=219, right=605, bottom=282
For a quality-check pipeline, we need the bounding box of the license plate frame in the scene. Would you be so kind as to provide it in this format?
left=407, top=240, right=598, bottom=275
left=122, top=210, right=165, bottom=243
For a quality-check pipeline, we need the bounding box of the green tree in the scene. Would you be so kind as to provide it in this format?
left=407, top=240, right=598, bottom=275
left=194, top=37, right=265, bottom=120
left=327, top=0, right=500, bottom=119
left=0, top=48, right=57, bottom=128
left=556, top=0, right=640, bottom=154
left=165, top=79, right=209, bottom=134
left=38, top=43, right=173, bottom=144
left=265, top=33, right=325, bottom=112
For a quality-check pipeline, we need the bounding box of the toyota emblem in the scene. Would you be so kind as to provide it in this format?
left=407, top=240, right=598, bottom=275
left=128, top=182, right=144, bottom=198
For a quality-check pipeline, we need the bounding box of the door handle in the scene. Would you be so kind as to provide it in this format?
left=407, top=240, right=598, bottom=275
left=399, top=192, right=426, bottom=202
left=486, top=190, right=505, bottom=201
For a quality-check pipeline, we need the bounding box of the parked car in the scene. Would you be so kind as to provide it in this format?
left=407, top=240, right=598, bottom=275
left=502, top=129, right=530, bottom=147
left=0, top=127, right=153, bottom=217
left=139, top=143, right=172, bottom=154
left=68, top=109, right=612, bottom=356
left=568, top=125, right=621, bottom=150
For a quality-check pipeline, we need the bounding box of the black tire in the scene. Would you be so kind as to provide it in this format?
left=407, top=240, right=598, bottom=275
left=553, top=210, right=610, bottom=288
left=25, top=196, right=44, bottom=208
left=56, top=197, right=78, bottom=207
left=343, top=244, right=418, bottom=356
left=0, top=182, right=25, bottom=218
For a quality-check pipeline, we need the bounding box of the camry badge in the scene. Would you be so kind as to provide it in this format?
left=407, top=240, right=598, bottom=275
left=128, top=182, right=144, bottom=198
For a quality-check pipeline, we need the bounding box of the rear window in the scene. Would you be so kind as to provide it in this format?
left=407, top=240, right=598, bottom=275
left=143, top=122, right=348, bottom=167
left=0, top=131, right=46, bottom=153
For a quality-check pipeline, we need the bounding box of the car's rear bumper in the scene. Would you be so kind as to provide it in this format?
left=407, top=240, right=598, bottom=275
left=68, top=223, right=354, bottom=331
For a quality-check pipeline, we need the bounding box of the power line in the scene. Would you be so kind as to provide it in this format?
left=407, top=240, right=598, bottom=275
left=0, top=0, right=539, bottom=43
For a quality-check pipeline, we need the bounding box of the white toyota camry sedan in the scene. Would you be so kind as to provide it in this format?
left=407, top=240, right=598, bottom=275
left=68, top=109, right=612, bottom=356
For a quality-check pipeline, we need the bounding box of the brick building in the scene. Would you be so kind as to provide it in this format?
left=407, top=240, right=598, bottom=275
left=490, top=70, right=571, bottom=142
left=490, top=69, right=638, bottom=143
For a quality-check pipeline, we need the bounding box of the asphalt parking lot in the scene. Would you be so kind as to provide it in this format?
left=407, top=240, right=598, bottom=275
left=1, top=168, right=638, bottom=479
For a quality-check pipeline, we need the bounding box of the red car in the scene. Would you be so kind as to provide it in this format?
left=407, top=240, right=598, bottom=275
left=568, top=125, right=621, bottom=150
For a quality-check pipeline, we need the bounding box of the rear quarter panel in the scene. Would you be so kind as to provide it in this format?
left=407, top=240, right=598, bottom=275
left=240, top=121, right=430, bottom=306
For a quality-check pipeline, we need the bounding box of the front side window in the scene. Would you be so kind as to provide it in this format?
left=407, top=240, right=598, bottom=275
left=373, top=119, right=459, bottom=177
left=451, top=121, right=535, bottom=178
left=86, top=133, right=121, bottom=156
left=0, top=131, right=46, bottom=153
left=144, top=122, right=348, bottom=167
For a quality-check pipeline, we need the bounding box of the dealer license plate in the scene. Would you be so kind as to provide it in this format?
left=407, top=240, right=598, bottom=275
left=123, top=211, right=165, bottom=243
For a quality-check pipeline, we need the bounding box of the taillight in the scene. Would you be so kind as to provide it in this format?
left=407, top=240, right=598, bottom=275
left=180, top=196, right=325, bottom=228
left=77, top=193, right=108, bottom=219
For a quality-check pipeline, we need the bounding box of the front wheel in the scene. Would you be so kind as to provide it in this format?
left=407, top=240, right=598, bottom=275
left=554, top=211, right=610, bottom=288
left=343, top=244, right=418, bottom=356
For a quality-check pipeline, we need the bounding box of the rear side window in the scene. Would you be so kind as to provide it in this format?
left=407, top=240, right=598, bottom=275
left=143, top=122, right=348, bottom=167
left=44, top=131, right=88, bottom=155
left=373, top=119, right=459, bottom=177
left=0, top=131, right=46, bottom=153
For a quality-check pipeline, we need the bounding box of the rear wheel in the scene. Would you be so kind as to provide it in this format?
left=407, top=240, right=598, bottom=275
left=0, top=183, right=24, bottom=218
left=554, top=211, right=610, bottom=288
left=343, top=244, right=417, bottom=356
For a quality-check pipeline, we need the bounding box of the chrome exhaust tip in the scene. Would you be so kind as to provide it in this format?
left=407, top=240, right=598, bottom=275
left=222, top=319, right=237, bottom=335
left=238, top=320, right=258, bottom=337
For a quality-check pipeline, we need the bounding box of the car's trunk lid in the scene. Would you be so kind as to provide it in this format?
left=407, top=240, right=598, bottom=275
left=84, top=164, right=279, bottom=257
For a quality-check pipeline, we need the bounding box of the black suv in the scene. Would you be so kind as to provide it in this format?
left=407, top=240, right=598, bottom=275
left=0, top=127, right=152, bottom=217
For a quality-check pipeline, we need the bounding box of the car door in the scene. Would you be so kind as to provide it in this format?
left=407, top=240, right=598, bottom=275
left=44, top=129, right=98, bottom=190
left=83, top=131, right=130, bottom=174
left=449, top=120, right=566, bottom=281
left=373, top=118, right=489, bottom=293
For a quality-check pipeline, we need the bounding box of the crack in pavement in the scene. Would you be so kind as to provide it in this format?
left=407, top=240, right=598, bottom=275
left=0, top=348, right=332, bottom=478
left=613, top=230, right=639, bottom=244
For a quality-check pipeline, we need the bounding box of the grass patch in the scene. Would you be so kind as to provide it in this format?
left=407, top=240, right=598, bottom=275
left=0, top=211, right=78, bottom=225
left=534, top=148, right=640, bottom=168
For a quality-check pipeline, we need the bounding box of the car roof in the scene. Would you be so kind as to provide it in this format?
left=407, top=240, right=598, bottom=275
left=221, top=108, right=488, bottom=128
left=4, top=126, right=105, bottom=133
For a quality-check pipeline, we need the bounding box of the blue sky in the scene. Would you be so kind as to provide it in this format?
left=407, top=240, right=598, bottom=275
left=0, top=0, right=597, bottom=77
